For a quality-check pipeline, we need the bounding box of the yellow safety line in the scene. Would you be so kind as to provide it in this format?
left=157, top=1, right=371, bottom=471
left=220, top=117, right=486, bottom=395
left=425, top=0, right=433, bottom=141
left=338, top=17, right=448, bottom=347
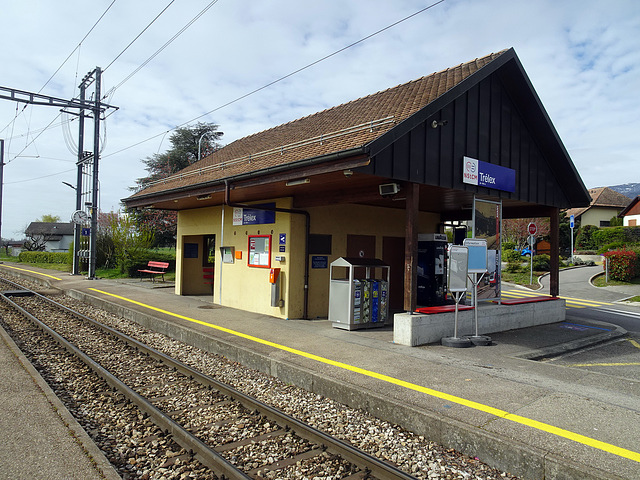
left=89, top=287, right=640, bottom=464
left=502, top=290, right=613, bottom=307
left=0, top=264, right=62, bottom=281
left=629, top=339, right=640, bottom=350
left=568, top=362, right=640, bottom=367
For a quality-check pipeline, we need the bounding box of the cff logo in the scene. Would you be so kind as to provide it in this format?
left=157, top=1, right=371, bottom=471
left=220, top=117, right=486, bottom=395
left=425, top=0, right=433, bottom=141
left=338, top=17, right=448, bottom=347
left=463, top=157, right=479, bottom=185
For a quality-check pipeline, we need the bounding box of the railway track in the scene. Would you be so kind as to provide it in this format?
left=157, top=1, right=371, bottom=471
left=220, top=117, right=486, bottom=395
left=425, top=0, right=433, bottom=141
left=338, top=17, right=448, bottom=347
left=0, top=276, right=416, bottom=479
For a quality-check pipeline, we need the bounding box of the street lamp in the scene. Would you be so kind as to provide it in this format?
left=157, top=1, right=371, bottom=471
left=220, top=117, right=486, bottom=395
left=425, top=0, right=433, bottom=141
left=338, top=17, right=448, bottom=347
left=197, top=131, right=222, bottom=161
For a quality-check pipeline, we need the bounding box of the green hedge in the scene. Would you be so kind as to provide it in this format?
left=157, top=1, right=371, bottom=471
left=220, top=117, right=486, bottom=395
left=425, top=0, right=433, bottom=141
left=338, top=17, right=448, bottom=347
left=18, top=251, right=70, bottom=264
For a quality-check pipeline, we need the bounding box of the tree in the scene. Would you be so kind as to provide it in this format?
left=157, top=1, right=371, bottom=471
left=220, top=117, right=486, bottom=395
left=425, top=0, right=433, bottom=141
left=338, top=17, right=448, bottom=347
left=37, top=214, right=61, bottom=223
left=98, top=210, right=154, bottom=273
left=502, top=217, right=550, bottom=250
left=129, top=122, right=223, bottom=247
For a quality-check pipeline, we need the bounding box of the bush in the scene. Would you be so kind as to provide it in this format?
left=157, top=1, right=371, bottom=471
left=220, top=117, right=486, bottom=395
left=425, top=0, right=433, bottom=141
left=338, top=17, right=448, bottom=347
left=603, top=250, right=637, bottom=282
left=575, top=225, right=599, bottom=250
left=532, top=254, right=550, bottom=271
left=502, top=249, right=521, bottom=263
left=502, top=241, right=516, bottom=251
left=18, top=251, right=70, bottom=264
left=597, top=242, right=625, bottom=254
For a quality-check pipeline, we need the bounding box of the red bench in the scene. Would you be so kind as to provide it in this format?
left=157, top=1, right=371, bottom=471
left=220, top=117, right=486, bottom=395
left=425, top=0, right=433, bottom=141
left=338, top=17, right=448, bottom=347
left=138, top=261, right=169, bottom=282
left=416, top=305, right=474, bottom=314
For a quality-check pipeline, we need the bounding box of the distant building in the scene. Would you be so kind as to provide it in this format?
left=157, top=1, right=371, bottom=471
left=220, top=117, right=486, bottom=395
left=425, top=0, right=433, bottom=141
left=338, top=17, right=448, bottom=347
left=565, top=187, right=631, bottom=228
left=24, top=222, right=74, bottom=252
left=618, top=196, right=640, bottom=227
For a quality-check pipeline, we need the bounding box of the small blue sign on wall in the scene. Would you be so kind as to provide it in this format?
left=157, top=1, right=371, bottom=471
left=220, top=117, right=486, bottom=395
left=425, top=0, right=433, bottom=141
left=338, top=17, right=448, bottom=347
left=279, top=233, right=286, bottom=244
left=81, top=228, right=90, bottom=236
left=311, top=256, right=328, bottom=269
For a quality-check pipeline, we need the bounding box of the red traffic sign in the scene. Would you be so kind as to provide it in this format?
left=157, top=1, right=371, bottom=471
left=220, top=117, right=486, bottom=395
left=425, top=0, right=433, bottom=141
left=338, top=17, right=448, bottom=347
left=528, top=222, right=537, bottom=235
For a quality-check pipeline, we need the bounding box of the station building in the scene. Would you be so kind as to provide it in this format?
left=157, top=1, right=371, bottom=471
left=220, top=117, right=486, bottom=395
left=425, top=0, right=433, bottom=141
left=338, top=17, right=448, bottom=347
left=124, top=48, right=590, bottom=331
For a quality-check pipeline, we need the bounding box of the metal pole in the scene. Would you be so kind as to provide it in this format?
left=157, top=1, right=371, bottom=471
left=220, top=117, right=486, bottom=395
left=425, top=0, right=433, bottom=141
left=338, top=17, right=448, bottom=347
left=73, top=83, right=86, bottom=275
left=89, top=67, right=101, bottom=280
left=529, top=234, right=533, bottom=285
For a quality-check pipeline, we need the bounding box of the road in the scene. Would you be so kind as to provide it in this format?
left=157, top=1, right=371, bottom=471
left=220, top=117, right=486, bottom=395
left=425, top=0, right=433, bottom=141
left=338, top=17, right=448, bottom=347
left=502, top=265, right=640, bottom=333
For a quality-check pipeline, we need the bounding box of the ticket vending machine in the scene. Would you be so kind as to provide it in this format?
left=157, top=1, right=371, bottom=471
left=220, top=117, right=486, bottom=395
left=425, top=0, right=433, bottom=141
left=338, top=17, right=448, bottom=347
left=417, top=233, right=448, bottom=306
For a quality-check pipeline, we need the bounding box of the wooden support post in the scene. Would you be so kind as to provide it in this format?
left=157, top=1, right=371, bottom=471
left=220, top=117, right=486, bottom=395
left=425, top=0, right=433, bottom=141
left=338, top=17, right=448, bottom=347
left=550, top=207, right=560, bottom=297
left=404, top=183, right=419, bottom=312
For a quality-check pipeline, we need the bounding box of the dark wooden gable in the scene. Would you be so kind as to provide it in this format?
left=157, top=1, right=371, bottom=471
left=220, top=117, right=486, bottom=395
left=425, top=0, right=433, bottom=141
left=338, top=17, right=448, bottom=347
left=363, top=49, right=589, bottom=211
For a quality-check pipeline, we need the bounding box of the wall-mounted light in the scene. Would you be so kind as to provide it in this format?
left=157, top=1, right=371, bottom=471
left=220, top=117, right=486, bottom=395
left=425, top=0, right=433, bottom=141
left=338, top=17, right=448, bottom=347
left=379, top=183, right=400, bottom=196
left=431, top=119, right=448, bottom=129
left=343, top=169, right=353, bottom=177
left=285, top=178, right=310, bottom=187
left=197, top=194, right=211, bottom=200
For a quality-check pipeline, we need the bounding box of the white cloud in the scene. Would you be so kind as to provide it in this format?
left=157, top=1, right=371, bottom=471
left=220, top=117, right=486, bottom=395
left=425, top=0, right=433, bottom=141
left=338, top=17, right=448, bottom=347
left=1, top=0, right=639, bottom=238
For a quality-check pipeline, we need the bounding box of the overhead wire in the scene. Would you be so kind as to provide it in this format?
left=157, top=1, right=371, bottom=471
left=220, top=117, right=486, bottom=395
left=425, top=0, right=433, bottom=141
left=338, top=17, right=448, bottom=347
left=103, top=0, right=176, bottom=73
left=0, top=0, right=117, bottom=136
left=103, top=0, right=220, bottom=98
left=104, top=0, right=446, bottom=158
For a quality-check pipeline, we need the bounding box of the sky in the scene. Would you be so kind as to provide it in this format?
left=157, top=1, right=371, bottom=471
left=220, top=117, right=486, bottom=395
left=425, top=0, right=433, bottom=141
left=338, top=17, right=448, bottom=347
left=1, top=0, right=639, bottom=239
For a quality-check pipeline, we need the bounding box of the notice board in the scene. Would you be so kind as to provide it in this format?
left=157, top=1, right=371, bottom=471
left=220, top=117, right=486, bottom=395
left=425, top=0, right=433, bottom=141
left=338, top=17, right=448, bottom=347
left=447, top=245, right=469, bottom=292
left=463, top=238, right=488, bottom=273
left=248, top=235, right=271, bottom=268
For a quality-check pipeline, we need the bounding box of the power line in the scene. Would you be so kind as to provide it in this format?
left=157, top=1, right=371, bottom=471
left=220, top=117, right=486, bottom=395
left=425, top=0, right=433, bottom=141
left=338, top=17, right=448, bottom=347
left=103, top=0, right=176, bottom=73
left=104, top=0, right=445, bottom=159
left=104, top=0, right=220, bottom=97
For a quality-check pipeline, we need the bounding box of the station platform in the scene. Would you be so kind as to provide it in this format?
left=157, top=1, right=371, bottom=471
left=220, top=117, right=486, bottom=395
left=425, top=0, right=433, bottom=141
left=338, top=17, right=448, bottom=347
left=1, top=262, right=639, bottom=480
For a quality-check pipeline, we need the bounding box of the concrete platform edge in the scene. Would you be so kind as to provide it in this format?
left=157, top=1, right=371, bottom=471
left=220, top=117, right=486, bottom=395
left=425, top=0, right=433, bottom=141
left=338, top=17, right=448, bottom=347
left=0, top=320, right=121, bottom=480
left=67, top=288, right=623, bottom=480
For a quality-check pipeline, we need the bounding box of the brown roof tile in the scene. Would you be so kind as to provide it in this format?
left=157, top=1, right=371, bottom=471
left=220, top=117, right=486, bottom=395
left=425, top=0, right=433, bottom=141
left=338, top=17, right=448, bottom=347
left=131, top=50, right=508, bottom=199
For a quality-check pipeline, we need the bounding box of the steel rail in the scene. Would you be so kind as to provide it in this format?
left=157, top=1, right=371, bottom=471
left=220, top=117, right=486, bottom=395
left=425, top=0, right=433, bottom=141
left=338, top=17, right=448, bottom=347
left=0, top=290, right=251, bottom=480
left=1, top=280, right=417, bottom=480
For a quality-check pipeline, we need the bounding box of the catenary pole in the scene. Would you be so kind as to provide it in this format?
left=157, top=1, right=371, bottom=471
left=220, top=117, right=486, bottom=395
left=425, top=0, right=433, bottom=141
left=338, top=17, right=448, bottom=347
left=89, top=67, right=101, bottom=280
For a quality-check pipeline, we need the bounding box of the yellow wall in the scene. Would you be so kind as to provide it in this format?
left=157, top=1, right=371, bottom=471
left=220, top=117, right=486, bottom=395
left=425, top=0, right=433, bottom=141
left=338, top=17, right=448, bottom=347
left=176, top=200, right=440, bottom=320
left=581, top=208, right=622, bottom=227
left=306, top=204, right=440, bottom=319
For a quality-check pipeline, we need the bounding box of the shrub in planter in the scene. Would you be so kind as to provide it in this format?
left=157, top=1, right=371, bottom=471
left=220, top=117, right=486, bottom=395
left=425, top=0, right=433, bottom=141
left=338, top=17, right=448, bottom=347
left=602, top=250, right=637, bottom=282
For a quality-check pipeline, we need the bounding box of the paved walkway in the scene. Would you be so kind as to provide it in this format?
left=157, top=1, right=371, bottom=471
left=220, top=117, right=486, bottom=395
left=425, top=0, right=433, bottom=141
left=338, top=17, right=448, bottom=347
left=1, top=262, right=639, bottom=480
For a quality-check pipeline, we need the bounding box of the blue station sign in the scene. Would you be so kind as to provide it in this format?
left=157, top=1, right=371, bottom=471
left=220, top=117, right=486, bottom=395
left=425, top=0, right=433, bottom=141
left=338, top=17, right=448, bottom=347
left=462, top=156, right=516, bottom=193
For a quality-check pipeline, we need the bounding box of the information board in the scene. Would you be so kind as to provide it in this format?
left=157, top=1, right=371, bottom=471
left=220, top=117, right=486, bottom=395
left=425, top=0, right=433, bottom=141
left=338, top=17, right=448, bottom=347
left=248, top=235, right=271, bottom=268
left=447, top=245, right=469, bottom=292
left=463, top=238, right=487, bottom=273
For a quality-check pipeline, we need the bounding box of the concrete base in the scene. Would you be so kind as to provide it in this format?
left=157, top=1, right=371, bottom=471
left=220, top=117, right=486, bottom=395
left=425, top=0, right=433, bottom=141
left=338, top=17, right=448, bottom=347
left=394, top=298, right=566, bottom=347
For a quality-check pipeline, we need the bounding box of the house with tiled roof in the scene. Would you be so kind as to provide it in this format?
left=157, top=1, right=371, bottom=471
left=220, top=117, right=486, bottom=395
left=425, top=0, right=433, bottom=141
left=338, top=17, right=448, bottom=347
left=124, top=48, right=590, bottom=327
left=618, top=195, right=640, bottom=227
left=565, top=187, right=631, bottom=228
left=24, top=222, right=74, bottom=252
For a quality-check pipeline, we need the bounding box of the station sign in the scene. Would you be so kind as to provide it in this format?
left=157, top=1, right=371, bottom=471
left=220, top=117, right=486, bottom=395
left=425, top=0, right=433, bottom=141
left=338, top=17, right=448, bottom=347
left=233, top=203, right=276, bottom=225
left=462, top=156, right=516, bottom=193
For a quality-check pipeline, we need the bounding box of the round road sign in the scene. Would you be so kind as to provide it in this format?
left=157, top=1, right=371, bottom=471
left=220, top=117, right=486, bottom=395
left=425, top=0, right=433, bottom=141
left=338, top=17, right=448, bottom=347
left=528, top=222, right=537, bottom=235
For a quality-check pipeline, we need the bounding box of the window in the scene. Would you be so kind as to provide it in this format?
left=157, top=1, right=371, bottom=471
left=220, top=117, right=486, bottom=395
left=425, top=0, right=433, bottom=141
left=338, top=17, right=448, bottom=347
left=599, top=220, right=610, bottom=227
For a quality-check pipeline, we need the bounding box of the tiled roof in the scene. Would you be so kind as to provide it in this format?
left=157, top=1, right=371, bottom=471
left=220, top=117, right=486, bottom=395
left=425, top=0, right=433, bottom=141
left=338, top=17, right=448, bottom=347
left=131, top=50, right=508, bottom=199
left=565, top=187, right=631, bottom=218
left=25, top=222, right=74, bottom=236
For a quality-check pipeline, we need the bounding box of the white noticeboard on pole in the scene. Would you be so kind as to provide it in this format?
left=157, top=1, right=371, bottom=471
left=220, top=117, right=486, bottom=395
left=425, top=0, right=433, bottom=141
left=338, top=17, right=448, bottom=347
left=463, top=238, right=487, bottom=274
left=447, top=246, right=469, bottom=292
